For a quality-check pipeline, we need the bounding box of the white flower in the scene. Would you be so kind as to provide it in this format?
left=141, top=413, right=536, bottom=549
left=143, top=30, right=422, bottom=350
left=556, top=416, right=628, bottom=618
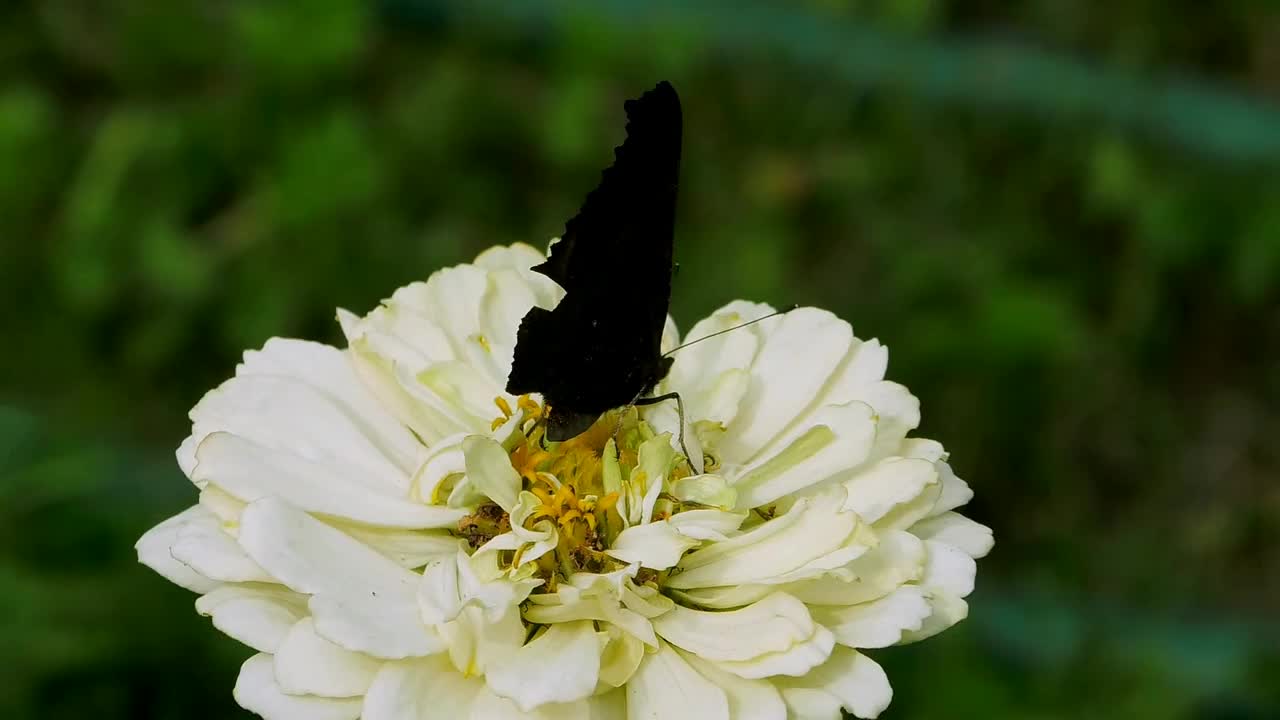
left=137, top=243, right=993, bottom=719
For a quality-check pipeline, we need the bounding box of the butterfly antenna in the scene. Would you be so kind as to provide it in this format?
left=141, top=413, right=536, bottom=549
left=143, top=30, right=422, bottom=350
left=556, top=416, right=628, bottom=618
left=662, top=305, right=798, bottom=357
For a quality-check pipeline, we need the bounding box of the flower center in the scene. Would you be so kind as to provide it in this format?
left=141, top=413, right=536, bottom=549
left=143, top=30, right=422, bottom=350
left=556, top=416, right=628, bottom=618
left=460, top=396, right=694, bottom=589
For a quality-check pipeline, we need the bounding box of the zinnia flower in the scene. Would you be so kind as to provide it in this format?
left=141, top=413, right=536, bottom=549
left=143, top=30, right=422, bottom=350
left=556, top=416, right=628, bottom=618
left=138, top=243, right=992, bottom=719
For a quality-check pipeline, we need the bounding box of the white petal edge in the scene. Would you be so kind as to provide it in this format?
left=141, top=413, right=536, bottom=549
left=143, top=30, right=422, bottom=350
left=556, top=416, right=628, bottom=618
left=233, top=653, right=361, bottom=720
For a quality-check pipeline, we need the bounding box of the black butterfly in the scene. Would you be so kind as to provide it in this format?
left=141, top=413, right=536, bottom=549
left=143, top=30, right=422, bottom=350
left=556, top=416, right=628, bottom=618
left=505, top=81, right=682, bottom=441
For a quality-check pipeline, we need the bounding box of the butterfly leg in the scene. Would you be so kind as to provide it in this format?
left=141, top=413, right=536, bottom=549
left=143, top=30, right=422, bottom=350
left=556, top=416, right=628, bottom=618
left=633, top=392, right=693, bottom=466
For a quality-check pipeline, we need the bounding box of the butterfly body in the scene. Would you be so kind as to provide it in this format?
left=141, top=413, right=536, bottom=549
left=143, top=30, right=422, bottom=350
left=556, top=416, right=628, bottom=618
left=505, top=81, right=682, bottom=441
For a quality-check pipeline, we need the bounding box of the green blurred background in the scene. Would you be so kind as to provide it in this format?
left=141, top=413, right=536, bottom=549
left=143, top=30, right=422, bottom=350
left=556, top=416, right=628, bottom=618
left=2, top=0, right=1279, bottom=717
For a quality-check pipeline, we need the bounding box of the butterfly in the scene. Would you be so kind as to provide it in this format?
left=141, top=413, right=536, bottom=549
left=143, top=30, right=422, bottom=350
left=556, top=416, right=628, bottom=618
left=505, top=81, right=683, bottom=442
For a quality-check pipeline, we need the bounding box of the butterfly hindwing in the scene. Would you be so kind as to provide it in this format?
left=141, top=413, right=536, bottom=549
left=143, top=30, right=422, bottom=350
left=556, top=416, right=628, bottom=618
left=506, top=82, right=683, bottom=440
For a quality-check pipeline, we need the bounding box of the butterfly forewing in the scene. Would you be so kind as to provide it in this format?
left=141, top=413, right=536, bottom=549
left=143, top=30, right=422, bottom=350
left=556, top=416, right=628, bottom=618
left=505, top=81, right=682, bottom=440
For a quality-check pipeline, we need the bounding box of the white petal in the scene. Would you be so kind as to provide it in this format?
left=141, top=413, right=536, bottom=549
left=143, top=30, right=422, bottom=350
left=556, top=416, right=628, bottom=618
left=415, top=361, right=501, bottom=431
left=666, top=508, right=747, bottom=541
left=641, top=397, right=706, bottom=475
left=847, top=381, right=920, bottom=459
left=635, top=434, right=678, bottom=525
left=189, top=339, right=417, bottom=475
left=234, top=653, right=362, bottom=720
left=652, top=592, right=815, bottom=662
left=667, top=583, right=773, bottom=610
left=620, top=580, right=675, bottom=618
left=668, top=490, right=862, bottom=590
left=775, top=687, right=842, bottom=720
left=239, top=340, right=419, bottom=474
left=775, top=647, right=892, bottom=719
left=784, top=530, right=925, bottom=606
left=669, top=475, right=737, bottom=511
left=274, top=618, right=381, bottom=697
left=626, top=642, right=729, bottom=720
left=135, top=506, right=220, bottom=593
left=598, top=626, right=646, bottom=689
left=469, top=688, right=590, bottom=720
left=930, top=461, right=975, bottom=515
left=199, top=484, right=246, bottom=524
left=689, top=369, right=752, bottom=432
left=196, top=585, right=307, bottom=653
left=409, top=433, right=468, bottom=505
left=810, top=586, right=932, bottom=649
left=188, top=372, right=412, bottom=487
left=238, top=497, right=441, bottom=659
left=473, top=242, right=548, bottom=274
left=363, top=656, right=482, bottom=720
left=679, top=651, right=787, bottom=720
left=194, top=432, right=467, bottom=529
left=715, top=624, right=835, bottom=679
left=920, top=540, right=977, bottom=598
left=663, top=302, right=767, bottom=425
left=344, top=333, right=461, bottom=445
left=171, top=509, right=272, bottom=582
left=486, top=621, right=601, bottom=711
left=909, top=512, right=993, bottom=558
left=841, top=457, right=937, bottom=525
left=720, top=308, right=853, bottom=461
left=336, top=523, right=464, bottom=568
left=585, top=690, right=627, bottom=720
left=522, top=596, right=657, bottom=648
left=418, top=264, right=490, bottom=359
left=733, top=402, right=877, bottom=509
left=899, top=593, right=968, bottom=643
left=605, top=521, right=699, bottom=570
left=817, top=338, right=888, bottom=407
left=419, top=550, right=538, bottom=625
left=439, top=605, right=527, bottom=679
left=462, top=435, right=520, bottom=512
left=473, top=256, right=551, bottom=387
left=898, top=438, right=945, bottom=463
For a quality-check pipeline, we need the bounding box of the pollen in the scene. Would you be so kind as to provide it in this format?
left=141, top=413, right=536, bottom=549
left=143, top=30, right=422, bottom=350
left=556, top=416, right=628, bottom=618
left=482, top=396, right=670, bottom=584
left=476, top=396, right=707, bottom=588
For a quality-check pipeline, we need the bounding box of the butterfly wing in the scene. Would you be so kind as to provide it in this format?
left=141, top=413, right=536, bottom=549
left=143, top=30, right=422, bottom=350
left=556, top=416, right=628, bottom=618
left=506, top=82, right=682, bottom=439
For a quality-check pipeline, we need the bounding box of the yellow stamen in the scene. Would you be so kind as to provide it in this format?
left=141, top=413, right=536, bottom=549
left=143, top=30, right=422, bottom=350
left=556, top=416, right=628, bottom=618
left=530, top=486, right=554, bottom=507
left=494, top=396, right=513, bottom=418
left=595, top=492, right=620, bottom=512
left=517, top=394, right=543, bottom=419
left=483, top=395, right=700, bottom=591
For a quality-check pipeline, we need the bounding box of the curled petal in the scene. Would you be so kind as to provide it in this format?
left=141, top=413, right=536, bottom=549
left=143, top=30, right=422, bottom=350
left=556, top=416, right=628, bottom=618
left=363, top=656, right=481, bottom=720
left=606, top=521, right=699, bottom=570
left=462, top=435, right=521, bottom=512
left=909, top=512, right=994, bottom=559
left=653, top=592, right=816, bottom=662
left=775, top=646, right=892, bottom=719
left=238, top=497, right=442, bottom=659
left=274, top=618, right=382, bottom=697
left=810, top=586, right=932, bottom=649
left=732, top=401, right=877, bottom=510
left=196, top=585, right=307, bottom=654
left=721, top=309, right=854, bottom=461
left=135, top=506, right=220, bottom=594
left=234, top=653, right=361, bottom=720
left=194, top=433, right=467, bottom=529
left=626, top=642, right=729, bottom=720
left=841, top=457, right=937, bottom=525
left=669, top=489, right=866, bottom=590
left=714, top=624, right=835, bottom=679
left=486, top=621, right=601, bottom=711
left=171, top=509, right=272, bottom=583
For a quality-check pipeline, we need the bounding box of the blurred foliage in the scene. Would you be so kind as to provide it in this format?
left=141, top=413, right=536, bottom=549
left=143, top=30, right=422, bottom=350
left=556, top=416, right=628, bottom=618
left=2, top=0, right=1279, bottom=717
